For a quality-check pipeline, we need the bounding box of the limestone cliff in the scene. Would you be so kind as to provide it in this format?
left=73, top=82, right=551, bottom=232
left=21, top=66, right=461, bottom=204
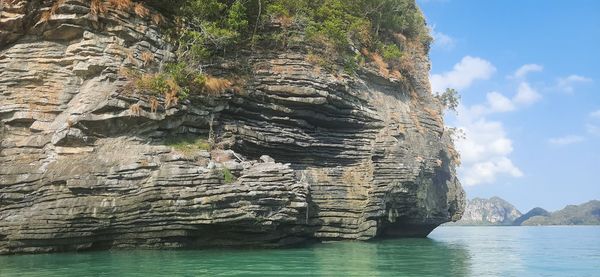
left=450, top=197, right=521, bottom=226
left=0, top=0, right=465, bottom=254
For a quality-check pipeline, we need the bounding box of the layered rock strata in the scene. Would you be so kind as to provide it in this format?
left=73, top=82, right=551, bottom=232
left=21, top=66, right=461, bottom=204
left=450, top=197, right=521, bottom=226
left=0, top=0, right=465, bottom=254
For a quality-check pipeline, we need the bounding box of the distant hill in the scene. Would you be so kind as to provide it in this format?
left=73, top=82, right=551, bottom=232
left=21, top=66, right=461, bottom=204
left=513, top=207, right=550, bottom=226
left=449, top=198, right=600, bottom=226
left=521, top=201, right=600, bottom=226
left=450, top=197, right=522, bottom=226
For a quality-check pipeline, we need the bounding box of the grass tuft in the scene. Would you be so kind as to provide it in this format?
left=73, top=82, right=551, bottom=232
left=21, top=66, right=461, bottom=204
left=164, top=136, right=211, bottom=155
left=203, top=76, right=232, bottom=95
left=221, top=167, right=235, bottom=184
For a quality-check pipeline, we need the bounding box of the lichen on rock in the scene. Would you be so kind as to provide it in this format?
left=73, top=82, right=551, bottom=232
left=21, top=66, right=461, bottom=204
left=0, top=0, right=465, bottom=254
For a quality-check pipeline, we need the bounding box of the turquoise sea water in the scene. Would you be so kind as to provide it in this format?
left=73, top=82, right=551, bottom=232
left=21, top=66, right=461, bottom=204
left=0, top=226, right=599, bottom=276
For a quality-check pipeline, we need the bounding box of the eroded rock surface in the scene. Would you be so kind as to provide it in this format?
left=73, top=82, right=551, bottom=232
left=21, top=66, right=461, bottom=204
left=0, top=0, right=465, bottom=254
left=450, top=197, right=521, bottom=226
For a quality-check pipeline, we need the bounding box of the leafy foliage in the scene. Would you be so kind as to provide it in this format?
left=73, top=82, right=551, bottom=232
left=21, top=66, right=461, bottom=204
left=436, top=88, right=460, bottom=112
left=123, top=0, right=431, bottom=104
left=122, top=61, right=236, bottom=107
left=380, top=43, right=403, bottom=61
left=163, top=0, right=430, bottom=70
left=122, top=63, right=206, bottom=102
left=171, top=0, right=252, bottom=62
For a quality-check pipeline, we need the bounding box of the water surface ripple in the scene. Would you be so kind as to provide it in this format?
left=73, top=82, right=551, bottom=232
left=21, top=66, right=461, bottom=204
left=1, top=226, right=598, bottom=276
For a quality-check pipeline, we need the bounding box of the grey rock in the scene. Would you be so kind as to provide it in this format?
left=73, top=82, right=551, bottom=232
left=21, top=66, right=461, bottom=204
left=450, top=197, right=521, bottom=226
left=0, top=0, right=465, bottom=254
left=222, top=160, right=243, bottom=171
left=260, top=155, right=275, bottom=163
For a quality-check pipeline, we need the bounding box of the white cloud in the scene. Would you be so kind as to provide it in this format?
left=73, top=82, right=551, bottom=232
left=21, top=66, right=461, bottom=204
left=512, top=64, right=543, bottom=79
left=486, top=92, right=516, bottom=113
left=430, top=56, right=496, bottom=93
left=589, top=110, right=600, bottom=119
left=456, top=118, right=513, bottom=163
left=438, top=58, right=550, bottom=186
left=587, top=124, right=600, bottom=136
left=466, top=83, right=540, bottom=117
left=513, top=82, right=542, bottom=105
left=548, top=135, right=585, bottom=146
left=557, top=75, right=593, bottom=93
left=585, top=111, right=600, bottom=137
left=466, top=92, right=515, bottom=116
left=454, top=114, right=523, bottom=186
left=562, top=75, right=592, bottom=83
left=430, top=27, right=455, bottom=50
left=462, top=158, right=523, bottom=187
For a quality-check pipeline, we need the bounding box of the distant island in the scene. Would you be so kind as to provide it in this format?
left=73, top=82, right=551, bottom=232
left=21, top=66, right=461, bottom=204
left=449, top=197, right=600, bottom=226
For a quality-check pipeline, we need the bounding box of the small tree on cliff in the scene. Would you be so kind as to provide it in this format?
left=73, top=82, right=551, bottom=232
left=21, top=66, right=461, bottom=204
left=434, top=88, right=463, bottom=165
left=435, top=88, right=460, bottom=113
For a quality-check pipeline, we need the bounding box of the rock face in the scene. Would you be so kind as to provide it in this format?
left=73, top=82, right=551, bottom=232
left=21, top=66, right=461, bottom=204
left=450, top=197, right=521, bottom=226
left=0, top=0, right=465, bottom=254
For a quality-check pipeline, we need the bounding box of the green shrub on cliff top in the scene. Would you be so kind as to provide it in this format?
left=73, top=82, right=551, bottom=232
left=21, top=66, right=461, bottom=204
left=166, top=0, right=430, bottom=65
left=126, top=0, right=430, bottom=102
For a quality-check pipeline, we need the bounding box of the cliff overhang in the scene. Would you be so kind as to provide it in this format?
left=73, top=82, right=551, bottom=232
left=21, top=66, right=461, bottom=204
left=0, top=0, right=465, bottom=254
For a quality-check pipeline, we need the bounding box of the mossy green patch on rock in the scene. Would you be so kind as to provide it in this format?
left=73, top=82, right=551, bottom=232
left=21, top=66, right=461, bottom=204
left=164, top=136, right=211, bottom=155
left=221, top=167, right=236, bottom=184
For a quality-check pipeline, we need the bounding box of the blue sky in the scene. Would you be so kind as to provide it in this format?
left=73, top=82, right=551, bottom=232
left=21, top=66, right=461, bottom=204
left=418, top=0, right=600, bottom=212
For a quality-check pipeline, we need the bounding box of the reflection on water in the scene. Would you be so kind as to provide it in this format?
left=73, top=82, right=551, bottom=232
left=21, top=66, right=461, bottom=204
left=0, top=238, right=470, bottom=276
left=312, top=238, right=470, bottom=276
left=374, top=239, right=471, bottom=276
left=430, top=226, right=600, bottom=276
left=1, top=226, right=599, bottom=276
